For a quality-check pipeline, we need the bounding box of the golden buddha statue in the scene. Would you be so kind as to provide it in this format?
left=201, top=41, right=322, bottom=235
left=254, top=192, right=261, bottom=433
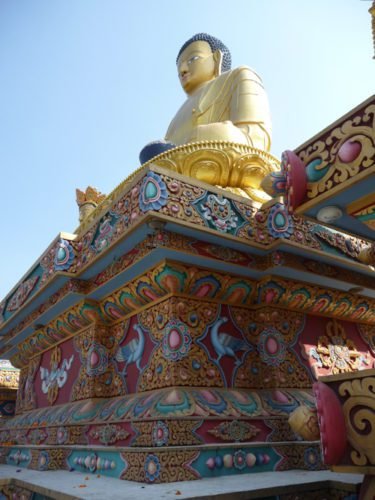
left=140, top=33, right=278, bottom=203
left=166, top=33, right=272, bottom=150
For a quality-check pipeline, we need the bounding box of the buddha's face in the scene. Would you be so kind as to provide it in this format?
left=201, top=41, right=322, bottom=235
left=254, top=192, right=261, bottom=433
left=177, top=40, right=221, bottom=95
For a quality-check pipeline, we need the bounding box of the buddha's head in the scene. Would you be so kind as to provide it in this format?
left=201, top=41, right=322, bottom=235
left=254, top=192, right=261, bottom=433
left=176, top=33, right=232, bottom=95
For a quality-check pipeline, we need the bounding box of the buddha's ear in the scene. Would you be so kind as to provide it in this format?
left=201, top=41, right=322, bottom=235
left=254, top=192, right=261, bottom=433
left=213, top=49, right=223, bottom=76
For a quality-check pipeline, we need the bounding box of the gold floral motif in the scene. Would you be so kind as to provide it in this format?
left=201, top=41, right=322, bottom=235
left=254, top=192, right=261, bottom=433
left=274, top=443, right=323, bottom=471
left=132, top=420, right=202, bottom=446
left=235, top=351, right=311, bottom=389
left=137, top=298, right=222, bottom=391
left=155, top=174, right=207, bottom=225
left=46, top=425, right=88, bottom=445
left=339, top=375, right=375, bottom=466
left=29, top=448, right=69, bottom=471
left=316, top=321, right=362, bottom=375
left=207, top=420, right=259, bottom=442
left=138, top=344, right=223, bottom=391
left=121, top=449, right=199, bottom=482
left=230, top=307, right=310, bottom=388
left=71, top=324, right=126, bottom=401
left=110, top=319, right=130, bottom=344
left=181, top=298, right=218, bottom=332
left=265, top=418, right=301, bottom=442
left=230, top=306, right=305, bottom=343
left=140, top=298, right=170, bottom=332
left=89, top=424, right=128, bottom=445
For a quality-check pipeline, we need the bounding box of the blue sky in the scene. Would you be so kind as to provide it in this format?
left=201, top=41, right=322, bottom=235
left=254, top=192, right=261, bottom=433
left=0, top=0, right=374, bottom=300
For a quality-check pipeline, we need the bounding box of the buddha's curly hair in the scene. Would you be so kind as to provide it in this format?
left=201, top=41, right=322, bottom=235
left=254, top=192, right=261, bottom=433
left=176, top=33, right=232, bottom=73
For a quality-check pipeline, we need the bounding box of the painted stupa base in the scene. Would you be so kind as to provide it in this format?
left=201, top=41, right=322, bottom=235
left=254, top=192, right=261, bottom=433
left=0, top=387, right=323, bottom=482
left=0, top=145, right=374, bottom=483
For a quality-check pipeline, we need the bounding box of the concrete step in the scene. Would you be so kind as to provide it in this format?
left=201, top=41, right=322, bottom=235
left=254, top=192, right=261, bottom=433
left=0, top=466, right=363, bottom=499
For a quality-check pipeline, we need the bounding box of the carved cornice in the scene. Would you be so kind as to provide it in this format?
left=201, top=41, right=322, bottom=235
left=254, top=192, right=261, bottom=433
left=1, top=158, right=373, bottom=339
left=8, top=260, right=375, bottom=368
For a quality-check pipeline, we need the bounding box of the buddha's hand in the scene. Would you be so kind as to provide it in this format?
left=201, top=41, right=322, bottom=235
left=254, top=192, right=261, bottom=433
left=189, top=121, right=248, bottom=145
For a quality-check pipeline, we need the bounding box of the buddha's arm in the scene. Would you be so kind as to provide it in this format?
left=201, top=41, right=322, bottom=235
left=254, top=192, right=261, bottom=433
left=230, top=66, right=272, bottom=151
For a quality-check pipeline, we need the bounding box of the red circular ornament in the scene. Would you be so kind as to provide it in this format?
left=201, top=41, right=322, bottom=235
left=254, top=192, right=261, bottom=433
left=313, top=381, right=347, bottom=465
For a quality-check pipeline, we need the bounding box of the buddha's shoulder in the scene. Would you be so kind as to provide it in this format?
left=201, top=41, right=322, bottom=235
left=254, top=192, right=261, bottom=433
left=222, top=66, right=263, bottom=84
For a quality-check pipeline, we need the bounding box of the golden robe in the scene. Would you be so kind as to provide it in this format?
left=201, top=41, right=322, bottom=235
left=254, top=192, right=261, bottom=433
left=165, top=66, right=272, bottom=151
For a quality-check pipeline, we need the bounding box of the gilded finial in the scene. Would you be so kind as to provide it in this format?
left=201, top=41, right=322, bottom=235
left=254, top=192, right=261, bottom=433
left=76, top=186, right=106, bottom=223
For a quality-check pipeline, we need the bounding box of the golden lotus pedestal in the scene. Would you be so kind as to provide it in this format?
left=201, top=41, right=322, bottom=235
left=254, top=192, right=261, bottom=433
left=143, top=141, right=280, bottom=204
